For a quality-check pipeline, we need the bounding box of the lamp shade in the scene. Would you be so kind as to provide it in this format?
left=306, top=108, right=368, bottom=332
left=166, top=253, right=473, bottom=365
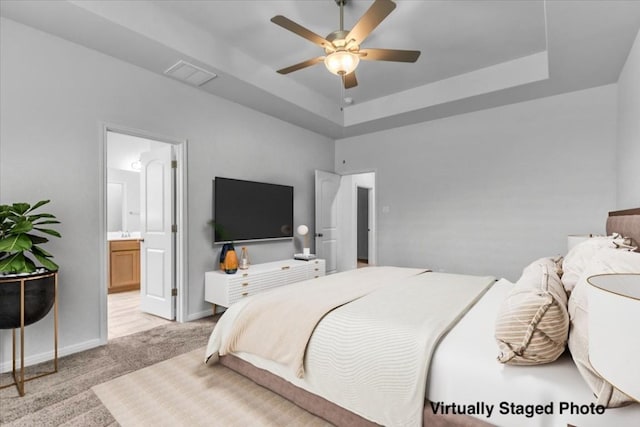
left=324, top=51, right=359, bottom=76
left=587, top=274, right=640, bottom=402
left=297, top=225, right=309, bottom=236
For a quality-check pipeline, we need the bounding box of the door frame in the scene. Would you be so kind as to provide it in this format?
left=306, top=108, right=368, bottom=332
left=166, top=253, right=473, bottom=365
left=99, top=123, right=188, bottom=344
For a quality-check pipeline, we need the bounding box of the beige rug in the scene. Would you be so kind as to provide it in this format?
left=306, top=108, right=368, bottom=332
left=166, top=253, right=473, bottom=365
left=92, top=347, right=332, bottom=427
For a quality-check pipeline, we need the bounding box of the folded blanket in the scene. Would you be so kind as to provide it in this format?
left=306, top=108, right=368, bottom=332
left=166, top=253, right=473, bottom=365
left=218, top=266, right=427, bottom=377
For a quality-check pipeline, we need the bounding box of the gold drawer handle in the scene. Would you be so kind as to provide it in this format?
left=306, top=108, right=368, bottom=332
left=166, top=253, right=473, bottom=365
left=281, top=266, right=290, bottom=270
left=242, top=292, right=248, bottom=297
left=242, top=282, right=249, bottom=287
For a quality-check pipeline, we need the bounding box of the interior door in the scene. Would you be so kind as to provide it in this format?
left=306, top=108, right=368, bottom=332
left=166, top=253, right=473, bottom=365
left=139, top=145, right=175, bottom=320
left=315, top=170, right=341, bottom=274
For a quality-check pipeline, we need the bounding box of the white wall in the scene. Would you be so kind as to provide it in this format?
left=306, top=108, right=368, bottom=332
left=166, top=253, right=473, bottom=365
left=336, top=85, right=618, bottom=281
left=0, top=18, right=334, bottom=367
left=617, top=29, right=640, bottom=210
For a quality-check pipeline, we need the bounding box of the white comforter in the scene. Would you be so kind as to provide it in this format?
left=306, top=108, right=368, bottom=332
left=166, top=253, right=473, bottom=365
left=206, top=268, right=495, bottom=426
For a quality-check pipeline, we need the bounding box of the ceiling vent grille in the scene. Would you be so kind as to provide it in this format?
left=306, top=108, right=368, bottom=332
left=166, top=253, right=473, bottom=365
left=164, top=60, right=217, bottom=86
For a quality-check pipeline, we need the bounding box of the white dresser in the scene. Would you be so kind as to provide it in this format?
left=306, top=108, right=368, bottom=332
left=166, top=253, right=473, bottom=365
left=205, top=259, right=325, bottom=310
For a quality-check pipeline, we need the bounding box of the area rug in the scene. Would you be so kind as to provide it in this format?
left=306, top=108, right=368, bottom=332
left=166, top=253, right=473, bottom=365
left=0, top=318, right=215, bottom=426
left=92, top=347, right=331, bottom=427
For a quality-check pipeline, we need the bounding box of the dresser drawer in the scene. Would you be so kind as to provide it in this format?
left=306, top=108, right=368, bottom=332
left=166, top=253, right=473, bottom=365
left=110, top=239, right=140, bottom=251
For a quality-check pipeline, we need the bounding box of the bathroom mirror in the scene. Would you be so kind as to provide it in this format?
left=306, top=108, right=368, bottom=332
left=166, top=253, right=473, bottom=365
left=107, top=182, right=125, bottom=232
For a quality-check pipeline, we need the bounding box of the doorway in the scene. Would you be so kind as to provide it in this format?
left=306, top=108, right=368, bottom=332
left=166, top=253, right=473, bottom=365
left=357, top=186, right=370, bottom=268
left=315, top=170, right=376, bottom=273
left=100, top=126, right=187, bottom=344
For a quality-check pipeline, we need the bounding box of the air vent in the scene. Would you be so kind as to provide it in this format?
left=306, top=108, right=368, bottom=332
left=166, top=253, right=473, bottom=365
left=164, top=60, right=217, bottom=87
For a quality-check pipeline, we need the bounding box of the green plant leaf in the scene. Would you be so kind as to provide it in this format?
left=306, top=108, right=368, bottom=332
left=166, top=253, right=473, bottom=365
left=0, top=253, right=21, bottom=272
left=27, top=200, right=50, bottom=213
left=26, top=233, right=48, bottom=245
left=33, top=252, right=58, bottom=271
left=33, top=228, right=62, bottom=238
left=31, top=245, right=53, bottom=258
left=24, top=256, right=37, bottom=271
left=11, top=219, right=33, bottom=234
left=11, top=203, right=30, bottom=215
left=28, top=213, right=57, bottom=221
left=0, top=252, right=34, bottom=273
left=0, top=234, right=33, bottom=252
left=32, top=219, right=60, bottom=226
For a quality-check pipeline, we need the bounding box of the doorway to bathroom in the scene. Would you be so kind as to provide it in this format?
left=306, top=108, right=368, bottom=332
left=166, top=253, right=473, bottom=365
left=102, top=127, right=187, bottom=342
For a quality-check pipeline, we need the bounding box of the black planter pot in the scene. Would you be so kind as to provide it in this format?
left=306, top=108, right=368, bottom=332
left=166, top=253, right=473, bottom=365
left=0, top=271, right=56, bottom=329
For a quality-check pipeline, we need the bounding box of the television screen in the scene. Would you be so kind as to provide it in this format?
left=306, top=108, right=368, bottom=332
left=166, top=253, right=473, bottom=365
left=213, top=177, right=294, bottom=243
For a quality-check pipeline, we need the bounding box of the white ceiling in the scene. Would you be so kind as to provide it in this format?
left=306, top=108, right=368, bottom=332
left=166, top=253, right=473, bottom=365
left=2, top=0, right=640, bottom=139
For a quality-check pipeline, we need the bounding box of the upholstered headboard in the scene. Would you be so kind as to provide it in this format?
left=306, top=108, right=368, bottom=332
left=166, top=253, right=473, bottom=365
left=606, top=208, right=640, bottom=251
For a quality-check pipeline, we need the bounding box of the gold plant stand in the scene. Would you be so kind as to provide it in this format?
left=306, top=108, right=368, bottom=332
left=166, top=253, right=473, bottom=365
left=0, top=271, right=58, bottom=396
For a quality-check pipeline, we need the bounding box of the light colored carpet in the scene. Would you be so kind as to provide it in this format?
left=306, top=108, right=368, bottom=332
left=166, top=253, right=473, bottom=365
left=93, top=348, right=332, bottom=427
left=0, top=318, right=216, bottom=426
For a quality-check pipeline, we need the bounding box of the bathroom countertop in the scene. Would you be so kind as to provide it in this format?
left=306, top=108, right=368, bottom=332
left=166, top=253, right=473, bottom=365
left=107, top=232, right=141, bottom=241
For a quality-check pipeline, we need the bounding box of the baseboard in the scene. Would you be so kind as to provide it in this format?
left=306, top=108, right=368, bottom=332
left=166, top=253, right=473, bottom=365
left=0, top=338, right=102, bottom=373
left=187, top=309, right=216, bottom=322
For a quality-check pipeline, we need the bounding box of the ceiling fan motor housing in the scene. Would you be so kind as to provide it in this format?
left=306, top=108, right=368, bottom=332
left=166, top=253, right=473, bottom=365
left=326, top=30, right=354, bottom=52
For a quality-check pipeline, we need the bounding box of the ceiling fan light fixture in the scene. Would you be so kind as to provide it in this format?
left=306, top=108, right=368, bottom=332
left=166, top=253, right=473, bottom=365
left=324, top=50, right=359, bottom=76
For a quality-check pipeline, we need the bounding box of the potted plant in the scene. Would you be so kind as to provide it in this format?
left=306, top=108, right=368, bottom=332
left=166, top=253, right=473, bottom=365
left=0, top=200, right=61, bottom=329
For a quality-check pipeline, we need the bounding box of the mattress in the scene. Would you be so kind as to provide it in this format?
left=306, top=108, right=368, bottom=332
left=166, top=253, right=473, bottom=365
left=427, top=279, right=640, bottom=427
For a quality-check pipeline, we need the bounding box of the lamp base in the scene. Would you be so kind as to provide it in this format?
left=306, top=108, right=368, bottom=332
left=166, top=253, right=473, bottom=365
left=294, top=253, right=317, bottom=261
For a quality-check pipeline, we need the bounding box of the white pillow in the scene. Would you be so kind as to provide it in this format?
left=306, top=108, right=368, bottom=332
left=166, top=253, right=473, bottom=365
left=567, top=248, right=640, bottom=407
left=562, top=235, right=633, bottom=293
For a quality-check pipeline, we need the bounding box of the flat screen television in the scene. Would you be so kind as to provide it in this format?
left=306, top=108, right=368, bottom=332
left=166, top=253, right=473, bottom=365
left=213, top=177, right=294, bottom=243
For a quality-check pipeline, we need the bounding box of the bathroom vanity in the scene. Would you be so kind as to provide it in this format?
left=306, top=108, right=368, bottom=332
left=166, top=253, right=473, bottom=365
left=108, top=236, right=141, bottom=293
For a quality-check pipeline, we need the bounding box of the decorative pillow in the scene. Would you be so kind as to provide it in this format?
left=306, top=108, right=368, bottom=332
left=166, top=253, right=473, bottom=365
left=567, top=248, right=640, bottom=407
left=561, top=234, right=634, bottom=293
left=495, top=257, right=569, bottom=365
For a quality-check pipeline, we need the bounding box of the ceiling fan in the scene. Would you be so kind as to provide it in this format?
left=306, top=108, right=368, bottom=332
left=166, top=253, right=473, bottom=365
left=271, top=0, right=421, bottom=89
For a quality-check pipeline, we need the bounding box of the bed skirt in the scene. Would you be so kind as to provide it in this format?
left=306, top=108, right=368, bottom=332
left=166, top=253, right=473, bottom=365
left=219, top=354, right=491, bottom=427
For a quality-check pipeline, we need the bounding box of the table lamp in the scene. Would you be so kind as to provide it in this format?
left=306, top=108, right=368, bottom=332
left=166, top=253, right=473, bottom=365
left=297, top=224, right=310, bottom=255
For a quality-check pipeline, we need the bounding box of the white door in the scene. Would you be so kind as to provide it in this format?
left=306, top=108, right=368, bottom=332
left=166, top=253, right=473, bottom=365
left=315, top=170, right=341, bottom=274
left=139, top=145, right=175, bottom=320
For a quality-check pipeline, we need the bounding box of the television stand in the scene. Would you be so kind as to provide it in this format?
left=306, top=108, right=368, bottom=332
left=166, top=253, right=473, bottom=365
left=205, top=259, right=326, bottom=311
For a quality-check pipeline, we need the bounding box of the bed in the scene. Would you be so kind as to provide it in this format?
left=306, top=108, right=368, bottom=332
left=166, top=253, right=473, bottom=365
left=205, top=209, right=640, bottom=427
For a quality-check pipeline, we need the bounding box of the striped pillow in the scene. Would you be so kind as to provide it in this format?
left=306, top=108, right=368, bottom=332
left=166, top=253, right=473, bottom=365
left=495, top=257, right=569, bottom=365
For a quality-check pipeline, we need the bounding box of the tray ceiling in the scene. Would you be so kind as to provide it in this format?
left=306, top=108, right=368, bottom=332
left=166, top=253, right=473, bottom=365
left=2, top=0, right=640, bottom=138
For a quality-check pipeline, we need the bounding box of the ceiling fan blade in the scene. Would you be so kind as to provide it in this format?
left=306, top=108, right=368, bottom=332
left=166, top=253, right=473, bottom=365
left=343, top=71, right=358, bottom=89
left=276, top=57, right=325, bottom=74
left=271, top=15, right=333, bottom=50
left=359, top=48, right=421, bottom=62
left=346, top=0, right=396, bottom=46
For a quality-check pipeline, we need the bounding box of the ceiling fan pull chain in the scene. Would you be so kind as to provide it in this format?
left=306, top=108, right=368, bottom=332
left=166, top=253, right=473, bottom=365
left=340, top=76, right=345, bottom=111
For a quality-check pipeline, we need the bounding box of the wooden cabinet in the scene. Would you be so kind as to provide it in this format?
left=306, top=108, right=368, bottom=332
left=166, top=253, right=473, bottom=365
left=109, top=239, right=140, bottom=293
left=205, top=259, right=326, bottom=308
